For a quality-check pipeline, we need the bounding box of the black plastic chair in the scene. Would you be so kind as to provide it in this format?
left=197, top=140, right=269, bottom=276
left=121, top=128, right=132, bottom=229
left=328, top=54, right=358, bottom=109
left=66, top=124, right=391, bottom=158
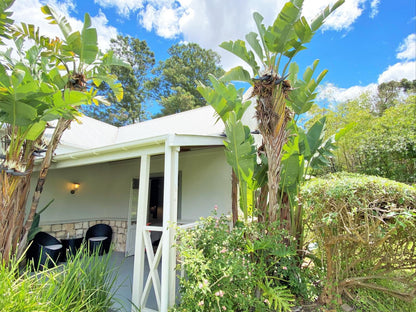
left=85, top=223, right=112, bottom=256
left=27, top=232, right=63, bottom=270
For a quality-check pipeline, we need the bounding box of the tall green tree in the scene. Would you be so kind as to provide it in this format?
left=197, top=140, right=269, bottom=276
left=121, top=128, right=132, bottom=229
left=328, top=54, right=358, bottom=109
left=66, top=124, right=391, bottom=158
left=374, top=78, right=416, bottom=115
left=147, top=42, right=224, bottom=116
left=306, top=79, right=416, bottom=183
left=82, top=35, right=155, bottom=126
left=309, top=93, right=416, bottom=183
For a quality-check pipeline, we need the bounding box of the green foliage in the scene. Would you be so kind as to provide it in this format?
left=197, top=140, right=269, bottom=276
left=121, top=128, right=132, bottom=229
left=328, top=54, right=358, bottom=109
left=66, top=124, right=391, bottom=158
left=82, top=35, right=155, bottom=126
left=201, top=0, right=344, bottom=230
left=219, top=0, right=343, bottom=80
left=351, top=282, right=416, bottom=312
left=0, top=0, right=14, bottom=45
left=307, top=91, right=416, bottom=183
left=0, top=247, right=119, bottom=312
left=302, top=173, right=416, bottom=306
left=374, top=78, right=416, bottom=115
left=0, top=3, right=126, bottom=262
left=355, top=96, right=416, bottom=183
left=173, top=211, right=309, bottom=311
left=198, top=76, right=259, bottom=219
left=287, top=60, right=328, bottom=115
left=148, top=42, right=224, bottom=116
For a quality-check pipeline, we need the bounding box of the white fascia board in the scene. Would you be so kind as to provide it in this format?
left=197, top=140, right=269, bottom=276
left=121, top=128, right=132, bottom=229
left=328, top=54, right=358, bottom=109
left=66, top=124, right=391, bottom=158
left=39, top=134, right=226, bottom=170
left=168, top=134, right=225, bottom=147
left=44, top=135, right=168, bottom=170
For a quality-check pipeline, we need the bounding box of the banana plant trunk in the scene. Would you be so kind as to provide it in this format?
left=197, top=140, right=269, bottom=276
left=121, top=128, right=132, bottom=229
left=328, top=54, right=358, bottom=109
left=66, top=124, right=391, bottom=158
left=253, top=75, right=292, bottom=225
left=17, top=118, right=72, bottom=258
left=0, top=135, right=35, bottom=265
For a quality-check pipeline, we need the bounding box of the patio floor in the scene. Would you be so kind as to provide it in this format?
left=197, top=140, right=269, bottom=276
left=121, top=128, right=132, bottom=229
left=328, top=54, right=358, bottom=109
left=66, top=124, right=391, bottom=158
left=110, top=252, right=165, bottom=312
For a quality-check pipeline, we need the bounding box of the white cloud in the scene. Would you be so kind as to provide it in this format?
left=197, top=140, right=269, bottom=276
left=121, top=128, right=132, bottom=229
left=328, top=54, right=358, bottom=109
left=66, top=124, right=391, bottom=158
left=94, top=0, right=144, bottom=16
left=303, top=0, right=366, bottom=31
left=89, top=0, right=372, bottom=70
left=369, top=0, right=380, bottom=18
left=90, top=10, right=119, bottom=52
left=317, top=82, right=378, bottom=103
left=139, top=3, right=183, bottom=39
left=397, top=33, right=416, bottom=61
left=178, top=0, right=285, bottom=70
left=378, top=61, right=416, bottom=84
left=320, top=32, right=416, bottom=103
left=377, top=34, right=416, bottom=83
left=10, top=0, right=118, bottom=53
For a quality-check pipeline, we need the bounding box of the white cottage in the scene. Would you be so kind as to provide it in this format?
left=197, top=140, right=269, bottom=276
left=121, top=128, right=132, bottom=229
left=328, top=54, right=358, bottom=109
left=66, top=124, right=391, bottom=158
left=30, top=103, right=257, bottom=311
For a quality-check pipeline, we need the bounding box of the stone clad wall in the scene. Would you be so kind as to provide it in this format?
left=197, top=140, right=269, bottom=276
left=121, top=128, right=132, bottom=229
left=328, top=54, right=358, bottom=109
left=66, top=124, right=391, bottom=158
left=40, top=220, right=128, bottom=252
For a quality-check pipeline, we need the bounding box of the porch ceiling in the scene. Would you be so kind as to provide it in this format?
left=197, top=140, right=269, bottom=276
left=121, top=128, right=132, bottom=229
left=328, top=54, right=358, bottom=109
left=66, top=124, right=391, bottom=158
left=40, top=133, right=225, bottom=170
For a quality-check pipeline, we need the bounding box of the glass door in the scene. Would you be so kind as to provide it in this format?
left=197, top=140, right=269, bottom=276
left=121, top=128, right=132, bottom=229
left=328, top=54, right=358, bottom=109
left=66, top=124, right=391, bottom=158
left=125, top=178, right=139, bottom=257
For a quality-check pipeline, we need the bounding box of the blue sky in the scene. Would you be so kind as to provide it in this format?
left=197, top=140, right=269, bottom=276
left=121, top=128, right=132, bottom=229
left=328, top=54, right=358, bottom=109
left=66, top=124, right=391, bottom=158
left=10, top=0, right=416, bottom=114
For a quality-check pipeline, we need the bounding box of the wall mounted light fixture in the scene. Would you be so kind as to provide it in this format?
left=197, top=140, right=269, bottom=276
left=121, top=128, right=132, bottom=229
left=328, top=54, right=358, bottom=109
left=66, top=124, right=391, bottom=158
left=70, top=182, right=80, bottom=194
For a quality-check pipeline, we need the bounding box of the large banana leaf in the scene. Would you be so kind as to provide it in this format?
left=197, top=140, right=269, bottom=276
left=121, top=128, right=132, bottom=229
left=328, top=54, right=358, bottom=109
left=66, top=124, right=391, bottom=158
left=287, top=60, right=327, bottom=115
left=264, top=1, right=301, bottom=55
left=0, top=65, right=54, bottom=127
left=310, top=0, right=345, bottom=32
left=220, top=66, right=253, bottom=85
left=224, top=113, right=257, bottom=218
left=197, top=75, right=250, bottom=122
left=0, top=0, right=14, bottom=45
left=220, top=40, right=260, bottom=76
left=41, top=5, right=72, bottom=40
left=79, top=13, right=98, bottom=66
left=305, top=116, right=326, bottom=161
left=246, top=32, right=264, bottom=65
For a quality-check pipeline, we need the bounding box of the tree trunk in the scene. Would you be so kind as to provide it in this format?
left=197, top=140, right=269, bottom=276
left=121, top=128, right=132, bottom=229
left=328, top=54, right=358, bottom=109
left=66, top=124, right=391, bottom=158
left=17, top=118, right=72, bottom=258
left=0, top=159, right=34, bottom=264
left=253, top=77, right=292, bottom=224
left=231, top=170, right=238, bottom=226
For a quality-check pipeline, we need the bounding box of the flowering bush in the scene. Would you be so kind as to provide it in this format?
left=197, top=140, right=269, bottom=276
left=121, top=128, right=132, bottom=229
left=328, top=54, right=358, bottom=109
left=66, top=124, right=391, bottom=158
left=172, top=209, right=304, bottom=312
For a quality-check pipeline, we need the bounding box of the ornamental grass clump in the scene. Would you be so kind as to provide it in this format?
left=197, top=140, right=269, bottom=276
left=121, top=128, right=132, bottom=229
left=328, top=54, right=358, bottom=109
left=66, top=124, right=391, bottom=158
left=173, top=210, right=318, bottom=312
left=0, top=246, right=119, bottom=312
left=302, top=173, right=416, bottom=309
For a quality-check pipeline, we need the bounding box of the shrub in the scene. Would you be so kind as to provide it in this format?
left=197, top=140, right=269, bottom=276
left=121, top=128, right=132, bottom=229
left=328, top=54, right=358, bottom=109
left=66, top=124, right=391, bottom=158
left=301, top=172, right=416, bottom=308
left=0, top=246, right=119, bottom=312
left=172, top=210, right=316, bottom=312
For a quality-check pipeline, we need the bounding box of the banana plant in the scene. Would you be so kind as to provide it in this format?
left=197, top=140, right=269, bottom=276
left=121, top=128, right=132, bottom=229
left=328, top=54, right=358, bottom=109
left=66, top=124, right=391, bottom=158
left=0, top=4, right=128, bottom=262
left=199, top=0, right=344, bottom=227
left=198, top=77, right=261, bottom=219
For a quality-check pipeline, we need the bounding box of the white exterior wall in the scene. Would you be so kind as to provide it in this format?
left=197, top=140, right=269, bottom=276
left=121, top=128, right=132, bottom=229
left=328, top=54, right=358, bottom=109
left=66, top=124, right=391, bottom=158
left=179, top=148, right=231, bottom=221
left=31, top=147, right=231, bottom=225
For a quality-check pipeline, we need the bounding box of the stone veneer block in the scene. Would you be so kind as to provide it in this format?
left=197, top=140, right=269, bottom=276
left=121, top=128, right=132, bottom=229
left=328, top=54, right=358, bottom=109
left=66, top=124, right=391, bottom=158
left=51, top=224, right=62, bottom=232
left=62, top=223, right=74, bottom=232
left=56, top=231, right=66, bottom=239
left=41, top=225, right=52, bottom=232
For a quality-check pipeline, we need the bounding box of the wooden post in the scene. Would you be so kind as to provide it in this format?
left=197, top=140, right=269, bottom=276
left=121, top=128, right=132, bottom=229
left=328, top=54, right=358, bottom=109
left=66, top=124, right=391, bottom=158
left=161, top=136, right=179, bottom=311
left=131, top=154, right=150, bottom=311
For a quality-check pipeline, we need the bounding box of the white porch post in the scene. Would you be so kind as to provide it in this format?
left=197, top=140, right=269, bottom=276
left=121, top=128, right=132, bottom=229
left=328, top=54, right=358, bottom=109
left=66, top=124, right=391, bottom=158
left=160, top=136, right=179, bottom=311
left=131, top=154, right=151, bottom=311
